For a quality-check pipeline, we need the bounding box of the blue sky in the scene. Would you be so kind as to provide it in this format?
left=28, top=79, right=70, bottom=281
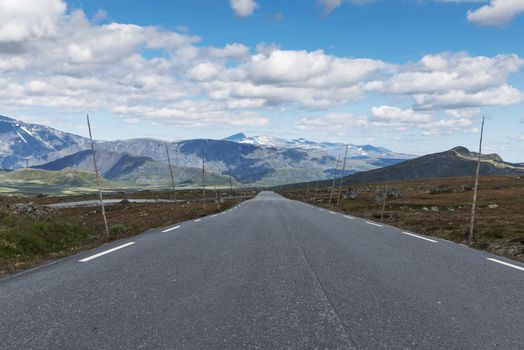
left=1, top=0, right=523, bottom=160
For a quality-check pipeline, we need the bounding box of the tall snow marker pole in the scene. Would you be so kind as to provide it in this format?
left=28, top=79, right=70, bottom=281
left=381, top=184, right=388, bottom=222
left=202, top=143, right=206, bottom=215
left=87, top=115, right=109, bottom=237
left=337, top=144, right=349, bottom=204
left=328, top=155, right=341, bottom=206
left=468, top=116, right=485, bottom=245
left=165, top=142, right=178, bottom=213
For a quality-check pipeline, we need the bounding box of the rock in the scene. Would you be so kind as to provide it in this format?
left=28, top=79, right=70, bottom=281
left=422, top=207, right=429, bottom=211
left=488, top=204, right=499, bottom=209
left=343, top=188, right=360, bottom=200
left=374, top=188, right=403, bottom=201
left=431, top=206, right=439, bottom=212
left=5, top=202, right=55, bottom=216
left=461, top=185, right=473, bottom=192
left=430, top=184, right=453, bottom=194
left=448, top=207, right=455, bottom=211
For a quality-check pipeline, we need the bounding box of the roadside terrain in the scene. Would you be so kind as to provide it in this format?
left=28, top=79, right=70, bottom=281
left=279, top=176, right=524, bottom=263
left=0, top=189, right=255, bottom=277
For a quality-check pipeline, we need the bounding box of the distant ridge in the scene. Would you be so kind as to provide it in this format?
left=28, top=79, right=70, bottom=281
left=223, top=133, right=247, bottom=142
left=276, top=146, right=524, bottom=189
left=334, top=146, right=524, bottom=186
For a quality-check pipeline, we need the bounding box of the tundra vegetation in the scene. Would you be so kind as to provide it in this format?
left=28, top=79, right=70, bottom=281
left=0, top=189, right=256, bottom=276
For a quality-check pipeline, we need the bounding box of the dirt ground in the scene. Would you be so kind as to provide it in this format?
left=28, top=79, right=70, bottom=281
left=280, top=176, right=524, bottom=263
left=62, top=199, right=238, bottom=239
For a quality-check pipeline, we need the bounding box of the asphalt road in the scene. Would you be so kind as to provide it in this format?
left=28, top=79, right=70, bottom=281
left=1, top=191, right=523, bottom=349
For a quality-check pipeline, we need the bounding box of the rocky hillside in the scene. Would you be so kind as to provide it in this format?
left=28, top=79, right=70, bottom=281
left=0, top=115, right=90, bottom=168
left=334, top=147, right=524, bottom=186
left=33, top=150, right=233, bottom=187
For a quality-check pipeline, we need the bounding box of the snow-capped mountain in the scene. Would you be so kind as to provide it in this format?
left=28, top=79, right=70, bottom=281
left=0, top=115, right=415, bottom=186
left=222, top=132, right=413, bottom=163
left=0, top=115, right=90, bottom=168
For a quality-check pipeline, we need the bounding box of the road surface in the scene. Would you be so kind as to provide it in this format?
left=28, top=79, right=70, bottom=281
left=1, top=191, right=523, bottom=349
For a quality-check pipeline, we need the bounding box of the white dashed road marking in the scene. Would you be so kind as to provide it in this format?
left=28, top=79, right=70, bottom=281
left=79, top=242, right=135, bottom=262
left=486, top=258, right=524, bottom=272
left=162, top=225, right=181, bottom=233
left=402, top=231, right=438, bottom=243
left=365, top=221, right=383, bottom=227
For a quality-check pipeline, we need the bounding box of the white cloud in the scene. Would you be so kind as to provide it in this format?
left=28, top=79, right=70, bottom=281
left=294, top=113, right=369, bottom=131
left=467, top=0, right=524, bottom=26
left=294, top=110, right=482, bottom=137
left=318, top=0, right=375, bottom=15
left=413, top=84, right=524, bottom=110
left=371, top=106, right=432, bottom=123
left=370, top=53, right=524, bottom=111
left=0, top=1, right=522, bottom=135
left=207, top=43, right=250, bottom=59
left=186, top=62, right=222, bottom=81
left=0, top=0, right=66, bottom=43
left=318, top=0, right=343, bottom=15
left=420, top=118, right=476, bottom=136
left=375, top=53, right=522, bottom=95
left=111, top=102, right=269, bottom=128
left=229, top=0, right=259, bottom=17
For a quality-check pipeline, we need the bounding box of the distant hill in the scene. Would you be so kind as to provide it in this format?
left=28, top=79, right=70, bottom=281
left=33, top=149, right=233, bottom=188
left=0, top=168, right=122, bottom=195
left=333, top=146, right=524, bottom=186
left=278, top=146, right=524, bottom=189
left=0, top=115, right=90, bottom=168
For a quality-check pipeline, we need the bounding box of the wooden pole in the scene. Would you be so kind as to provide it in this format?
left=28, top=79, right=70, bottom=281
left=313, top=181, right=319, bottom=203
left=337, top=144, right=349, bottom=204
left=226, top=164, right=236, bottom=203
left=86, top=115, right=109, bottom=237
left=381, top=184, right=388, bottom=222
left=165, top=143, right=177, bottom=209
left=201, top=143, right=206, bottom=215
left=305, top=182, right=309, bottom=202
left=468, top=117, right=485, bottom=245
left=214, top=186, right=220, bottom=210
left=328, top=155, right=341, bottom=206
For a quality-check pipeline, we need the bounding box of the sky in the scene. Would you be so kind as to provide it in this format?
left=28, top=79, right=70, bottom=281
left=1, top=0, right=523, bottom=161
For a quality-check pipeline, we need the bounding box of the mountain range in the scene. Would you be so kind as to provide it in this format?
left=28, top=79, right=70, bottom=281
left=0, top=115, right=414, bottom=187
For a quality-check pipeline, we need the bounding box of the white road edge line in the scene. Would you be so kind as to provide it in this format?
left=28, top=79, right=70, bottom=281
left=402, top=231, right=438, bottom=243
left=79, top=242, right=135, bottom=262
left=486, top=258, right=524, bottom=272
left=344, top=215, right=355, bottom=220
left=211, top=214, right=218, bottom=217
left=365, top=221, right=383, bottom=227
left=195, top=219, right=201, bottom=222
left=162, top=225, right=181, bottom=233
left=329, top=211, right=336, bottom=215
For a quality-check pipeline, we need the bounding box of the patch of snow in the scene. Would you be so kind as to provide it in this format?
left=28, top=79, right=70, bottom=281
left=20, top=126, right=34, bottom=137
left=16, top=131, right=27, bottom=144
